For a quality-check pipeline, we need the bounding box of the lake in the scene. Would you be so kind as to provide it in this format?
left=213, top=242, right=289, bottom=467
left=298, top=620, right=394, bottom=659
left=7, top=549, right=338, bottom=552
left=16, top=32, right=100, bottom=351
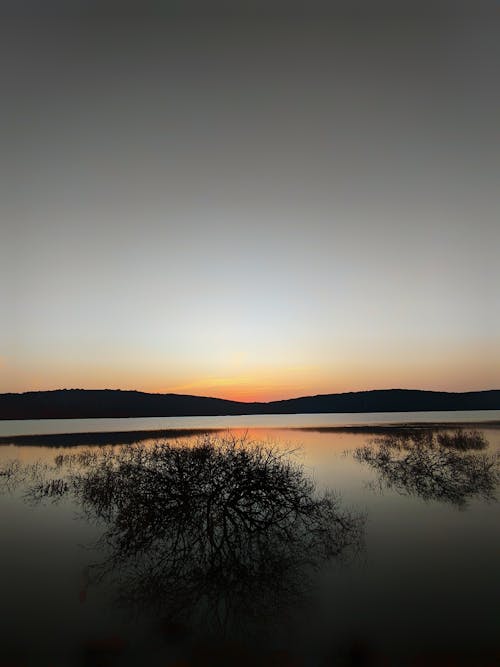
left=0, top=412, right=499, bottom=666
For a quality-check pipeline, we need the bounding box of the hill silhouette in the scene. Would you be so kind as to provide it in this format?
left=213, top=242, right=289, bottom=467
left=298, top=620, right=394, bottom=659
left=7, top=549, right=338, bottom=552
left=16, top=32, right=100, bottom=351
left=0, top=388, right=499, bottom=420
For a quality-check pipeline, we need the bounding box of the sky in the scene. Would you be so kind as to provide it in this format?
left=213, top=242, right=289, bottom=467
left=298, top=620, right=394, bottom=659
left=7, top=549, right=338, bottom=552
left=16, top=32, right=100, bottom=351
left=1, top=1, right=499, bottom=401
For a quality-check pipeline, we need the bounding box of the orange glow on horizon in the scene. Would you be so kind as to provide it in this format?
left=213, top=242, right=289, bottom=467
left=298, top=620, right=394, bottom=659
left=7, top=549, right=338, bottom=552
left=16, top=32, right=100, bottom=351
left=2, top=378, right=499, bottom=403
left=2, top=341, right=499, bottom=402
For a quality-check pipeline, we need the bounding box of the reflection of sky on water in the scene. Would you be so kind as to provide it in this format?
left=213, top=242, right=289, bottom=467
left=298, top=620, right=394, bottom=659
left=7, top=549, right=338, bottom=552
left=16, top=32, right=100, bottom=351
left=0, top=424, right=498, bottom=665
left=1, top=409, right=500, bottom=437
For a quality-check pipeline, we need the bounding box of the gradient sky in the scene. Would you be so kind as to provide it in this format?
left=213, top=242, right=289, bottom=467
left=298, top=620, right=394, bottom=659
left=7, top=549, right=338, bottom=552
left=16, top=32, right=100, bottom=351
left=1, top=2, right=499, bottom=401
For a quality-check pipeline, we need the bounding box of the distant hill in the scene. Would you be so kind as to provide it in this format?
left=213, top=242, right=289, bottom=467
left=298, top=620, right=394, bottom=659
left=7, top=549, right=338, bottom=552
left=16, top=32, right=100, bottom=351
left=0, top=388, right=499, bottom=420
left=265, top=389, right=500, bottom=414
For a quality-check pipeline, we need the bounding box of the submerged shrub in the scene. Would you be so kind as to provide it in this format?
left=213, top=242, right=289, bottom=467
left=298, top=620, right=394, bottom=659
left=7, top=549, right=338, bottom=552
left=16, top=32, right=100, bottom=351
left=354, top=429, right=498, bottom=508
left=6, top=434, right=364, bottom=632
left=436, top=429, right=488, bottom=451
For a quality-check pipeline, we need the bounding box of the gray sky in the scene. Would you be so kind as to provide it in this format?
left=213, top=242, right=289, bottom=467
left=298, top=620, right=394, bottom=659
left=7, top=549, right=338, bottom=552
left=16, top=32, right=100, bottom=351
left=1, top=2, right=499, bottom=399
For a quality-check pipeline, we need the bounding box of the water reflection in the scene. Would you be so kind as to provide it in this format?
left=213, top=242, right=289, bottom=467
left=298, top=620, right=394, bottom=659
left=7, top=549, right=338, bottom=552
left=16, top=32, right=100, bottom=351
left=354, top=429, right=499, bottom=508
left=2, top=435, right=364, bottom=639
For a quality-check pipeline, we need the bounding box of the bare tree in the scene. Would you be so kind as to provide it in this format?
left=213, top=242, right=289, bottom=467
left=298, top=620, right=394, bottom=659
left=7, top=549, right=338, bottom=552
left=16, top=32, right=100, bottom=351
left=353, top=429, right=498, bottom=508
left=3, top=434, right=364, bottom=635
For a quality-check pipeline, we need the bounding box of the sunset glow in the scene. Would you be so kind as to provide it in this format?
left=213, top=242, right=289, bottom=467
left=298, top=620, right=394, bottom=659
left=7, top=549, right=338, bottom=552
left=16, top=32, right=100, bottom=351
left=1, top=11, right=499, bottom=401
left=0, top=6, right=499, bottom=665
left=2, top=339, right=498, bottom=403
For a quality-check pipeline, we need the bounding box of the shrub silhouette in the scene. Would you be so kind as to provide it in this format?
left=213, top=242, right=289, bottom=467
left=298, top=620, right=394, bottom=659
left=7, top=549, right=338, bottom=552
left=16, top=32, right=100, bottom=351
left=435, top=429, right=488, bottom=450
left=353, top=429, right=498, bottom=508
left=6, top=434, right=364, bottom=634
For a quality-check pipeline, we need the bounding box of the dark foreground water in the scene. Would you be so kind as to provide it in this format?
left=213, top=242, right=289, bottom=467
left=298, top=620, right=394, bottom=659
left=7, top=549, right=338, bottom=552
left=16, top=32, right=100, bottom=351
left=0, top=413, right=499, bottom=667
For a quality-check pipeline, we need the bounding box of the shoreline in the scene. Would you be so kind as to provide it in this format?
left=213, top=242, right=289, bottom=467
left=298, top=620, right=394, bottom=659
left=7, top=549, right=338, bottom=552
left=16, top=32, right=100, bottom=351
left=1, top=420, right=499, bottom=447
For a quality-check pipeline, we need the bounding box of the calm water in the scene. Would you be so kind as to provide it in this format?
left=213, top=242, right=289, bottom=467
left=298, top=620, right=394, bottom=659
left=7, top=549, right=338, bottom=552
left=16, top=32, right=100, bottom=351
left=0, top=413, right=499, bottom=666
left=1, top=410, right=499, bottom=437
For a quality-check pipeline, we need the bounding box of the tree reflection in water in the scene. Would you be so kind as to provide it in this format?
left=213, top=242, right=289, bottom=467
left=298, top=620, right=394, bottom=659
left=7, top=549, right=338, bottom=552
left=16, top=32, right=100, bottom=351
left=6, top=435, right=364, bottom=636
left=354, top=429, right=499, bottom=508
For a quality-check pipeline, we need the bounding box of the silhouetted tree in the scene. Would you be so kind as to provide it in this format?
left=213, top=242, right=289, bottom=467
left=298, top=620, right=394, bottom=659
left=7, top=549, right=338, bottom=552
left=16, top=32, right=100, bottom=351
left=353, top=429, right=498, bottom=508
left=3, top=434, right=364, bottom=636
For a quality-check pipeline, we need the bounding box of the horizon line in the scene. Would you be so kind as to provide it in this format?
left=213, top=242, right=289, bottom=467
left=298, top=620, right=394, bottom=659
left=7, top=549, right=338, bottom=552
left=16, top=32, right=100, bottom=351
left=2, top=386, right=499, bottom=405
